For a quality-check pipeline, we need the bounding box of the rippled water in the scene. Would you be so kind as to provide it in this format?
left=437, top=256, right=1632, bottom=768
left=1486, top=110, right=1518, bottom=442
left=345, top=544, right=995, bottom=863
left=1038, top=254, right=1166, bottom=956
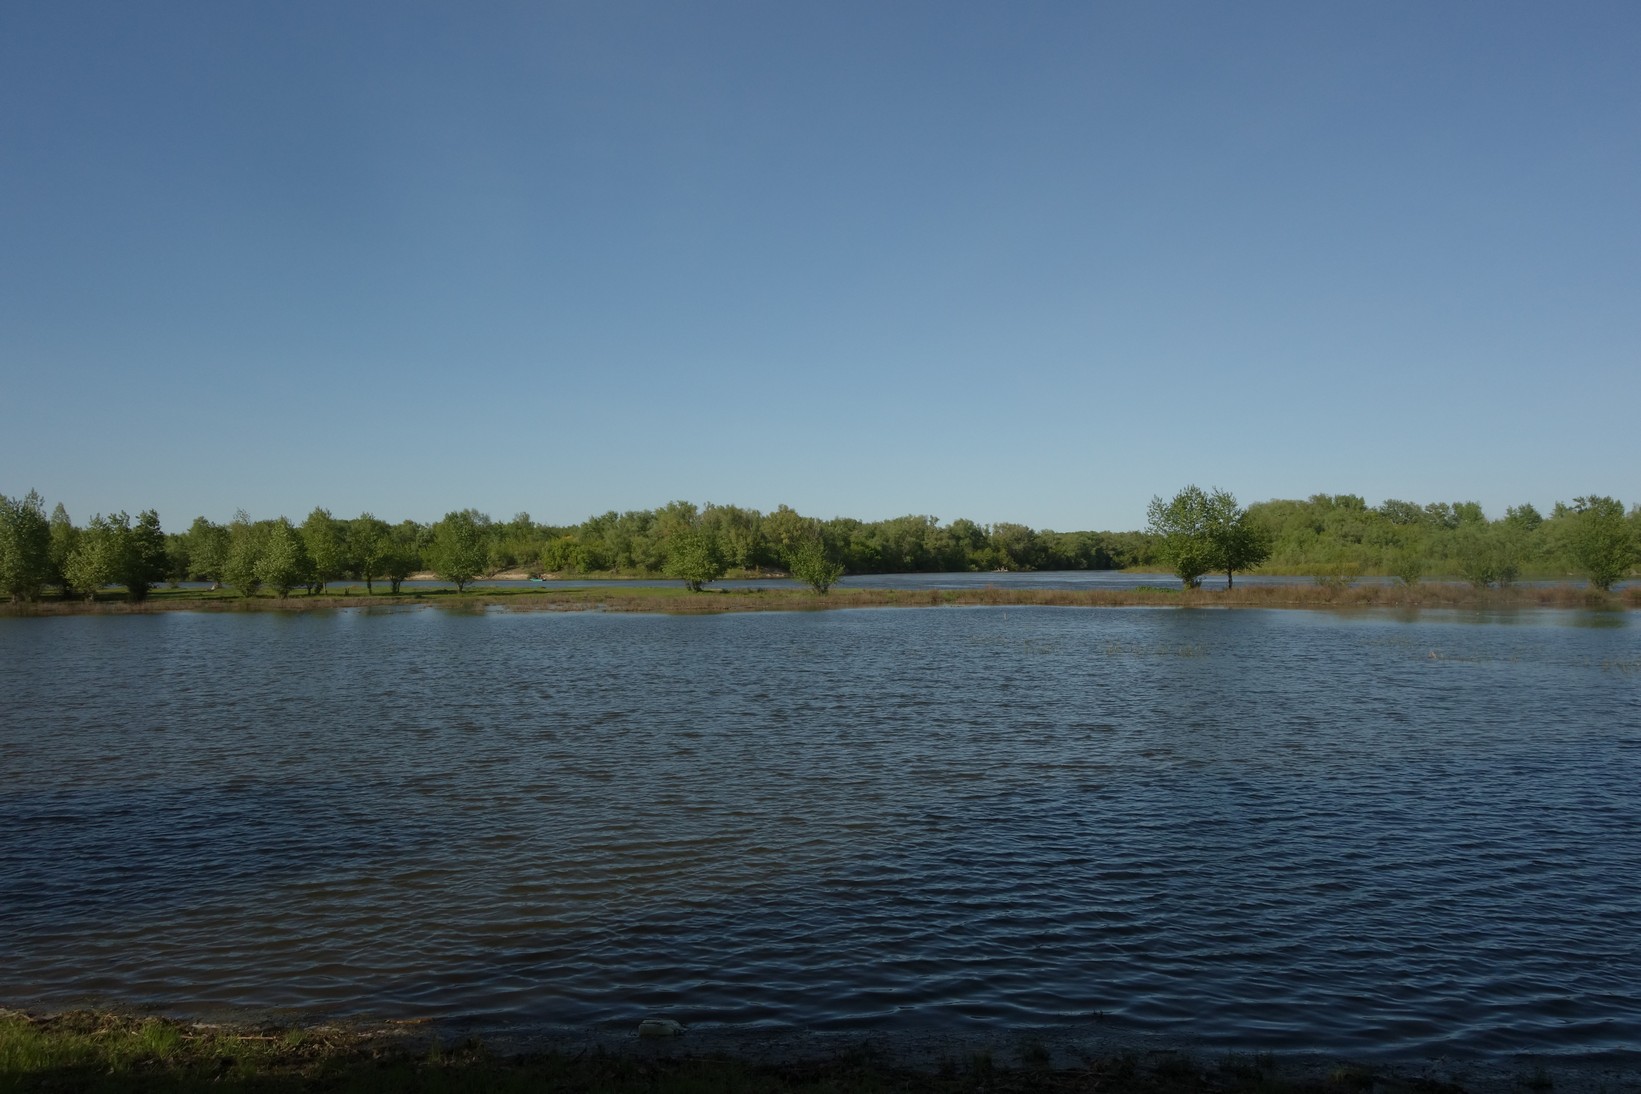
left=2, top=606, right=1638, bottom=1063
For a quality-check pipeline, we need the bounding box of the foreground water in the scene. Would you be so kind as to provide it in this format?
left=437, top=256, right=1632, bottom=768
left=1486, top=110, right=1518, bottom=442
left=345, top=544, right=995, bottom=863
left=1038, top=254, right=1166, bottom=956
left=2, top=606, right=1637, bottom=1065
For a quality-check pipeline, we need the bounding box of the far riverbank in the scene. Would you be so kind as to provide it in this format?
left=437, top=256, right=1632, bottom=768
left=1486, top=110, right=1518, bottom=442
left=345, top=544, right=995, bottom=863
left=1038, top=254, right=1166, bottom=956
left=3, top=579, right=1636, bottom=616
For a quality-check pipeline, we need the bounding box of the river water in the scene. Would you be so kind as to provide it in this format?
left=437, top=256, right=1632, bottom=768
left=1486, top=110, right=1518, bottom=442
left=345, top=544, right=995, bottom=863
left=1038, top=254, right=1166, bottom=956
left=2, top=605, right=1637, bottom=1067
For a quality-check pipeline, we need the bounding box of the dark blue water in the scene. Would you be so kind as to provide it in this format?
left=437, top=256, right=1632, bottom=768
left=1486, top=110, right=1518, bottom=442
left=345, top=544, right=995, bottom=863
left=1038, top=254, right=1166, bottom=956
left=2, top=606, right=1637, bottom=1065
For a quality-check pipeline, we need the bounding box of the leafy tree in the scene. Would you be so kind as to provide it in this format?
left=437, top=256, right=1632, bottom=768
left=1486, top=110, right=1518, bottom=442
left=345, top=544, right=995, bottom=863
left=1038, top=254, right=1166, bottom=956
left=990, top=522, right=1042, bottom=572
left=348, top=514, right=392, bottom=593
left=59, top=510, right=168, bottom=602
left=1377, top=499, right=1428, bottom=526
left=48, top=503, right=79, bottom=596
left=1148, top=486, right=1270, bottom=589
left=787, top=536, right=844, bottom=594
left=64, top=516, right=117, bottom=600
left=185, top=517, right=230, bottom=588
left=1505, top=503, right=1544, bottom=533
left=1202, top=489, right=1270, bottom=588
left=1454, top=522, right=1520, bottom=589
left=539, top=535, right=587, bottom=575
left=427, top=510, right=489, bottom=592
left=256, top=517, right=312, bottom=598
left=223, top=511, right=265, bottom=597
left=762, top=505, right=817, bottom=563
left=163, top=532, right=190, bottom=586
left=665, top=529, right=725, bottom=592
left=1390, top=548, right=1426, bottom=588
left=0, top=490, right=52, bottom=601
left=383, top=521, right=423, bottom=594
left=1147, top=486, right=1217, bottom=588
left=301, top=507, right=348, bottom=593
left=1562, top=495, right=1635, bottom=591
left=122, top=510, right=169, bottom=600
left=702, top=503, right=763, bottom=572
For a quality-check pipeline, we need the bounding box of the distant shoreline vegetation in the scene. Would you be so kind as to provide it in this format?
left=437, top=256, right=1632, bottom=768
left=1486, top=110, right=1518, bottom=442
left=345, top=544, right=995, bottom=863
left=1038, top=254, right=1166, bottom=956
left=2, top=489, right=1638, bottom=606
left=3, top=579, right=1638, bottom=618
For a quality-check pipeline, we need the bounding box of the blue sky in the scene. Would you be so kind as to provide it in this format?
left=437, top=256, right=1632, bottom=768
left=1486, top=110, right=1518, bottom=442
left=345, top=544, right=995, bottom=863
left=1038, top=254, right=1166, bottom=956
left=3, top=1, right=1637, bottom=533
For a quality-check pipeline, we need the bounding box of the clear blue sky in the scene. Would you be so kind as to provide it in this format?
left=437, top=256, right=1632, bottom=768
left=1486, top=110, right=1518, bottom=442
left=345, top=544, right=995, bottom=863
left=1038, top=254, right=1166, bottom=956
left=4, top=1, right=1637, bottom=533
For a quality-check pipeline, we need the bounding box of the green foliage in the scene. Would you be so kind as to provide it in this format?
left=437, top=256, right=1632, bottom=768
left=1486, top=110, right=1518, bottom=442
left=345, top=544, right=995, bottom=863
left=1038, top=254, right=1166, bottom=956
left=222, top=511, right=265, bottom=597
left=64, top=517, right=117, bottom=600
left=1147, top=486, right=1215, bottom=587
left=1562, top=495, right=1635, bottom=591
left=125, top=510, right=170, bottom=600
left=1147, top=486, right=1268, bottom=588
left=349, top=513, right=392, bottom=593
left=427, top=510, right=490, bottom=592
left=256, top=517, right=313, bottom=598
left=383, top=520, right=423, bottom=594
left=48, top=503, right=79, bottom=595
left=665, top=529, right=726, bottom=592
left=787, top=536, right=844, bottom=593
left=0, top=490, right=53, bottom=601
left=1389, top=548, right=1426, bottom=587
left=300, top=507, right=348, bottom=593
left=57, top=510, right=168, bottom=602
left=1454, top=522, right=1521, bottom=589
left=185, top=516, right=230, bottom=587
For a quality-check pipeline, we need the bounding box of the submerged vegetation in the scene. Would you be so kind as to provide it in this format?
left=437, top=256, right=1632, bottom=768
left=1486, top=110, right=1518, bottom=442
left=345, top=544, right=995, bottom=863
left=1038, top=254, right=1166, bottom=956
left=2, top=488, right=1638, bottom=606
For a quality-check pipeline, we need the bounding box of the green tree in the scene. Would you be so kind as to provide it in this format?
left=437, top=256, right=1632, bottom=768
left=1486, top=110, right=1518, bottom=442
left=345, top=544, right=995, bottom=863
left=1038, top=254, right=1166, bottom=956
left=1562, top=495, right=1635, bottom=592
left=1146, top=485, right=1219, bottom=588
left=301, top=507, right=348, bottom=594
left=348, top=514, right=392, bottom=593
left=1148, top=486, right=1270, bottom=589
left=1390, top=547, right=1426, bottom=588
left=64, top=516, right=117, bottom=600
left=122, top=510, right=169, bottom=600
left=48, top=503, right=80, bottom=596
left=665, top=529, right=725, bottom=592
left=223, top=511, right=265, bottom=597
left=185, top=517, right=230, bottom=588
left=787, top=536, right=844, bottom=594
left=59, top=510, right=167, bottom=602
left=427, top=510, right=489, bottom=592
left=256, top=517, right=312, bottom=598
left=1203, top=489, right=1270, bottom=588
left=0, top=490, right=52, bottom=601
left=382, top=521, right=423, bottom=594
left=1454, top=522, right=1520, bottom=589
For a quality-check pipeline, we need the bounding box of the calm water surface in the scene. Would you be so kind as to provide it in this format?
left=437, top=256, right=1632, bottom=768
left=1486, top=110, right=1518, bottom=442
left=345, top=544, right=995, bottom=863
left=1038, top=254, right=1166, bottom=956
left=2, top=606, right=1637, bottom=1063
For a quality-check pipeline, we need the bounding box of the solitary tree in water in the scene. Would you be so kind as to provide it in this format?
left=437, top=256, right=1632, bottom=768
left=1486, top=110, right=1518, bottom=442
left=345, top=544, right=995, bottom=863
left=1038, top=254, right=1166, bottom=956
left=665, top=529, right=726, bottom=592
left=1147, top=485, right=1269, bottom=589
left=1562, top=495, right=1635, bottom=592
left=787, top=536, right=844, bottom=594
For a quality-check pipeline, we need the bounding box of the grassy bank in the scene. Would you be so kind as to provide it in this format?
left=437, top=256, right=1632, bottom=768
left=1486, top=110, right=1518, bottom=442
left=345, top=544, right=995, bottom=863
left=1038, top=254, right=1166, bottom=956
left=0, top=1009, right=1507, bottom=1094
left=3, top=580, right=1636, bottom=617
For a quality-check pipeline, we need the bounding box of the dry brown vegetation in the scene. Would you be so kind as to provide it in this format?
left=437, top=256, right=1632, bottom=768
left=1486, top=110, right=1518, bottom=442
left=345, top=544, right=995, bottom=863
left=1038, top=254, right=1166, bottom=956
left=4, top=579, right=1635, bottom=618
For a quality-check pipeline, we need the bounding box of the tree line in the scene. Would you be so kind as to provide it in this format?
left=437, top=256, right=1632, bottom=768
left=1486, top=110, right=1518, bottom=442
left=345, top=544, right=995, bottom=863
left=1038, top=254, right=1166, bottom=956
left=3, top=488, right=1636, bottom=603
left=1147, top=487, right=1640, bottom=592
left=0, top=494, right=1153, bottom=601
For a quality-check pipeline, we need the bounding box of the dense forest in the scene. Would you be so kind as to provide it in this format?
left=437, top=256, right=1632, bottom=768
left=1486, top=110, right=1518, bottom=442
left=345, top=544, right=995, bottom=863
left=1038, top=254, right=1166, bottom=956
left=1, top=489, right=1637, bottom=602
